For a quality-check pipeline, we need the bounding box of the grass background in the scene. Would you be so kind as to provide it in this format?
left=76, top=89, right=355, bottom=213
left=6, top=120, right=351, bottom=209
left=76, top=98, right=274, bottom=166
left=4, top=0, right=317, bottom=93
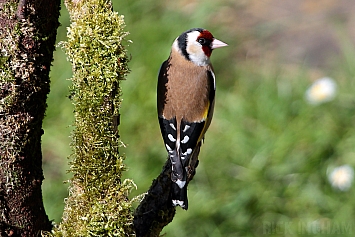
left=42, top=0, right=355, bottom=236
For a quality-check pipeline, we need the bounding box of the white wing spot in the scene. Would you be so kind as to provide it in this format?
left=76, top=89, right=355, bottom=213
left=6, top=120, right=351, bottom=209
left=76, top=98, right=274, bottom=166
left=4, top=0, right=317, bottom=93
left=169, top=123, right=176, bottom=130
left=175, top=180, right=186, bottom=189
left=165, top=144, right=172, bottom=151
left=168, top=134, right=176, bottom=142
left=181, top=135, right=189, bottom=144
left=183, top=125, right=190, bottom=133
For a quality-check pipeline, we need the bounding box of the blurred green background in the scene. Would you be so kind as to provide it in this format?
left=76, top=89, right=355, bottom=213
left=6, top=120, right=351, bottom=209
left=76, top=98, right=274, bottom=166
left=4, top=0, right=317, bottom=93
left=42, top=0, right=355, bottom=236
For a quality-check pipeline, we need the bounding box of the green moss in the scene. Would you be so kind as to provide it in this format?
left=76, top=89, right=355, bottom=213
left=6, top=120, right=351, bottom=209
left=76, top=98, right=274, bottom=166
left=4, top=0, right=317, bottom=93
left=50, top=0, right=135, bottom=236
left=0, top=55, right=9, bottom=68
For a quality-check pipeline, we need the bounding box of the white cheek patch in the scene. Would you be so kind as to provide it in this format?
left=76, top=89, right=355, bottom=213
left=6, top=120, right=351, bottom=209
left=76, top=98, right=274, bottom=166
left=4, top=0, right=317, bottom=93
left=186, top=44, right=209, bottom=66
left=186, top=31, right=210, bottom=66
left=186, top=43, right=200, bottom=55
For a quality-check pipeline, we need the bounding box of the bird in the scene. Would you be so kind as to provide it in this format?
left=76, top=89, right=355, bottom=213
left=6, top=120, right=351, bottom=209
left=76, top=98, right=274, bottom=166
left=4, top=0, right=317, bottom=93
left=157, top=28, right=228, bottom=210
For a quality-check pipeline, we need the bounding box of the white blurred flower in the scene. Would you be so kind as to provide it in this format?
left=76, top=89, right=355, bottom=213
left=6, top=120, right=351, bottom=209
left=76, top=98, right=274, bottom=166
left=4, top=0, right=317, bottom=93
left=328, top=165, right=354, bottom=191
left=305, top=77, right=337, bottom=105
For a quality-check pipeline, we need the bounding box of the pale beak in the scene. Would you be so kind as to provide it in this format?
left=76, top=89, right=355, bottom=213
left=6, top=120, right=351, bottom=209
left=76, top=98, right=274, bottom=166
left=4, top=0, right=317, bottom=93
left=211, top=38, right=228, bottom=49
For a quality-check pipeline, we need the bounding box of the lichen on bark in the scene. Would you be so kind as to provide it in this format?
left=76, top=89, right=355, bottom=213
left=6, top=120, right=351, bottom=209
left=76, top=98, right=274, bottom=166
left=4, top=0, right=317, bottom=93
left=0, top=0, right=60, bottom=235
left=50, top=0, right=136, bottom=236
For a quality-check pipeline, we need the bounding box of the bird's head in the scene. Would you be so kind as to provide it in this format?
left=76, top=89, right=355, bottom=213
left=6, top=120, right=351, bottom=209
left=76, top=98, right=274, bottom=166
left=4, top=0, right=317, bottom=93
left=173, top=28, right=228, bottom=66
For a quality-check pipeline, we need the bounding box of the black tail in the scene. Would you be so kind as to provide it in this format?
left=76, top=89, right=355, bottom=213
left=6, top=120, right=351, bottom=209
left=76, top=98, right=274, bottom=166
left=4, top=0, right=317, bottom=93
left=171, top=181, right=188, bottom=210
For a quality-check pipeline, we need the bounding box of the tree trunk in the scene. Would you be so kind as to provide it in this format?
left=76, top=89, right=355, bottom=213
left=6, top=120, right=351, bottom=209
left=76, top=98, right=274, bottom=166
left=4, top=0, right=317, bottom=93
left=52, top=1, right=135, bottom=236
left=0, top=0, right=60, bottom=236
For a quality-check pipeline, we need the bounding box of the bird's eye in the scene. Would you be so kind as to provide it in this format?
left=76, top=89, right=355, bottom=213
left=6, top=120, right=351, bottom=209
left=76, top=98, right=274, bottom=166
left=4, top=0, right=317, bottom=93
left=198, top=38, right=206, bottom=45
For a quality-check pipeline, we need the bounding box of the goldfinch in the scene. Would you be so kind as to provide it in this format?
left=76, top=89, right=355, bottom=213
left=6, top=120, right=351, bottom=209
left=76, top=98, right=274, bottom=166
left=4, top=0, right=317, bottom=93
left=157, top=28, right=227, bottom=210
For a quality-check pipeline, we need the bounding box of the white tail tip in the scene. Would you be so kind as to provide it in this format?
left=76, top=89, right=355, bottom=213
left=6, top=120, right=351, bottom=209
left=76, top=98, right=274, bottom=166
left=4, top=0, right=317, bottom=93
left=172, top=200, right=185, bottom=208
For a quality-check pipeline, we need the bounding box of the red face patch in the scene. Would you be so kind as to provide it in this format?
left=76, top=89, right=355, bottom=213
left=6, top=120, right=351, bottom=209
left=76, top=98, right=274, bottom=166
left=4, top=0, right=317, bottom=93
left=199, top=30, right=214, bottom=41
left=197, top=30, right=214, bottom=57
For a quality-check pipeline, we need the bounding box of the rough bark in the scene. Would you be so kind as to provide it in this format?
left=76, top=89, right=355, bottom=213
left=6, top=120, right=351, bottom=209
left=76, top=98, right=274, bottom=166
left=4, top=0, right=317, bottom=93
left=0, top=0, right=60, bottom=236
left=133, top=159, right=176, bottom=237
left=134, top=145, right=200, bottom=237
